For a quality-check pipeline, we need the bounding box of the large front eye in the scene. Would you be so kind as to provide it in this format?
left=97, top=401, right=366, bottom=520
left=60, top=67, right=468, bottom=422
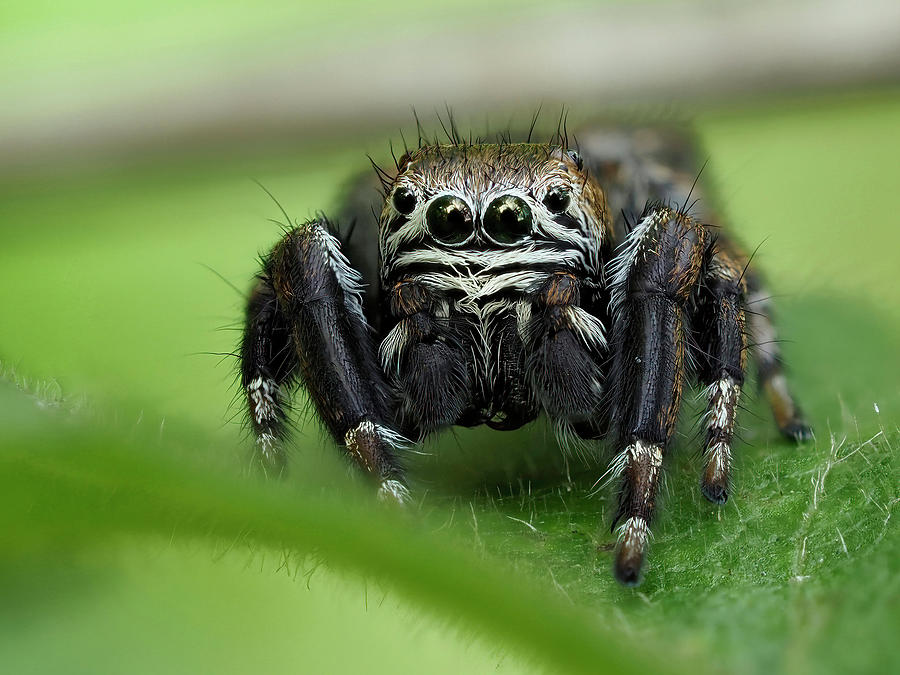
left=426, top=195, right=473, bottom=244
left=483, top=195, right=533, bottom=244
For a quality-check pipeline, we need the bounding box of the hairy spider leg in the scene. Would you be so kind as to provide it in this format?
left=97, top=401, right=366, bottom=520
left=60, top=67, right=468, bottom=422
left=694, top=246, right=749, bottom=504
left=606, top=206, right=708, bottom=585
left=241, top=276, right=298, bottom=474
left=741, top=265, right=813, bottom=441
left=242, top=219, right=409, bottom=502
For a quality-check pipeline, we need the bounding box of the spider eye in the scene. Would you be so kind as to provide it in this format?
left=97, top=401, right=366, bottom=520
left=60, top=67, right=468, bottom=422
left=567, top=150, right=584, bottom=170
left=543, top=187, right=571, bottom=214
left=483, top=195, right=532, bottom=244
left=392, top=187, right=417, bottom=215
left=426, top=195, right=473, bottom=244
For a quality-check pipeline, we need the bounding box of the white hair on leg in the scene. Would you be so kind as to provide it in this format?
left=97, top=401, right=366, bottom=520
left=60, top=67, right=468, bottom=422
left=606, top=209, right=667, bottom=319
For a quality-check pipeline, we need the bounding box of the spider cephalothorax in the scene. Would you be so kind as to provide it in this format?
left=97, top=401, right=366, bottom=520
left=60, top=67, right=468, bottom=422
left=239, top=125, right=812, bottom=585
left=377, top=144, right=611, bottom=437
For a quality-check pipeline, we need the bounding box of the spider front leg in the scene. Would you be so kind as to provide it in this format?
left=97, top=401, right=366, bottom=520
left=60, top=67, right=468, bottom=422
left=606, top=205, right=710, bottom=585
left=241, top=219, right=409, bottom=502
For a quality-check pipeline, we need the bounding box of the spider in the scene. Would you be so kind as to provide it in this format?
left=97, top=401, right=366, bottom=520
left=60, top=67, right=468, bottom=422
left=239, top=122, right=812, bottom=585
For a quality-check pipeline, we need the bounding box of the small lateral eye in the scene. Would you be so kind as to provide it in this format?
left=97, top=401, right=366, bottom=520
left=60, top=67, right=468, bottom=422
left=543, top=187, right=571, bottom=214
left=392, top=186, right=417, bottom=214
left=426, top=195, right=473, bottom=244
left=567, top=150, right=584, bottom=170
left=483, top=195, right=533, bottom=244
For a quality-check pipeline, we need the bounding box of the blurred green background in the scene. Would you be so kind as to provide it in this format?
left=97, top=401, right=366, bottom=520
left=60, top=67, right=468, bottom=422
left=1, top=1, right=898, bottom=674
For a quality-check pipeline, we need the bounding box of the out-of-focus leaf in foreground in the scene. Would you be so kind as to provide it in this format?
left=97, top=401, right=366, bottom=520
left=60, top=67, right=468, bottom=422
left=0, top=373, right=674, bottom=675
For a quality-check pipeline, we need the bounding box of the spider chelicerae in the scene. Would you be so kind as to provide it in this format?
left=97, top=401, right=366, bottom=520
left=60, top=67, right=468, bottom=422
left=239, top=122, right=812, bottom=585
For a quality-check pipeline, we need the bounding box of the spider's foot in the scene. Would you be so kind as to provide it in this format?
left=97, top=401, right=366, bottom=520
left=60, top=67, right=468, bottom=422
left=701, top=479, right=728, bottom=505
left=763, top=375, right=813, bottom=443
left=345, top=421, right=411, bottom=504
left=780, top=419, right=814, bottom=444
left=701, top=441, right=731, bottom=504
left=614, top=517, right=649, bottom=586
left=377, top=478, right=411, bottom=506
left=254, top=433, right=288, bottom=478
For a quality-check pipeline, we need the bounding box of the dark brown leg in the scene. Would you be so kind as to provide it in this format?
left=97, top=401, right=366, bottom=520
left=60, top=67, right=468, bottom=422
left=241, top=219, right=409, bottom=501
left=742, top=267, right=813, bottom=441
left=606, top=204, right=707, bottom=585
left=694, top=247, right=748, bottom=503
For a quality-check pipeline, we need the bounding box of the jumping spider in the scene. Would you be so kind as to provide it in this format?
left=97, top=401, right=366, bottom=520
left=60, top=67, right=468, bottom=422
left=240, top=123, right=812, bottom=585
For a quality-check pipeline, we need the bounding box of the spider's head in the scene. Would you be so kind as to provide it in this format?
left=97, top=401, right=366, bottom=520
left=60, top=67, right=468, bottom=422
left=378, top=143, right=610, bottom=266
